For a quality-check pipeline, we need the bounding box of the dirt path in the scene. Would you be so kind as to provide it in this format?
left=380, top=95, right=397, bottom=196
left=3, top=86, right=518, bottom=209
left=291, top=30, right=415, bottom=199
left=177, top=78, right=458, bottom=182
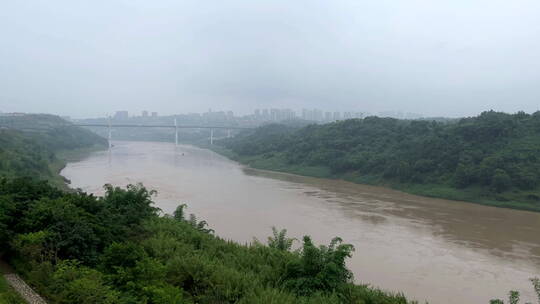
left=0, top=260, right=47, bottom=304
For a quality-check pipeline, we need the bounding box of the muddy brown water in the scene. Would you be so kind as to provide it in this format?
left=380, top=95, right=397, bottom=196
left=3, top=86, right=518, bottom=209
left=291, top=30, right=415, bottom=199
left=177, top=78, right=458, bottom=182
left=61, top=141, right=540, bottom=303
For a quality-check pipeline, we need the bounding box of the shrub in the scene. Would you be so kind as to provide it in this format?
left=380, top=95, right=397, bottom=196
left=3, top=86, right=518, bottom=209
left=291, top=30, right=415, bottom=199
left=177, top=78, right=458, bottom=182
left=283, top=236, right=354, bottom=295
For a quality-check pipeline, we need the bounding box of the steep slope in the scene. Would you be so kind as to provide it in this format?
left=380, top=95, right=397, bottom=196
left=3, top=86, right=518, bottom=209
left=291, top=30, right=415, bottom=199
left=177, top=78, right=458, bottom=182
left=0, top=114, right=108, bottom=186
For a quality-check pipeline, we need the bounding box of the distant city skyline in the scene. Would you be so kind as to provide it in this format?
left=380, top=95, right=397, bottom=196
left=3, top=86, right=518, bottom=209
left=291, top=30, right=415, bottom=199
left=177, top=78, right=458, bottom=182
left=102, top=107, right=425, bottom=122
left=5, top=105, right=529, bottom=121
left=3, top=102, right=536, bottom=120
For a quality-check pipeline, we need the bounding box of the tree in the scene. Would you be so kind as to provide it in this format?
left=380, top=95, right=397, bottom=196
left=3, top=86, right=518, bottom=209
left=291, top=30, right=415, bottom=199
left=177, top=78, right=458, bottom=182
left=11, top=231, right=55, bottom=263
left=173, top=204, right=213, bottom=234
left=283, top=236, right=354, bottom=295
left=492, top=169, right=512, bottom=192
left=49, top=260, right=119, bottom=304
left=454, top=163, right=477, bottom=188
left=173, top=203, right=188, bottom=221
left=267, top=227, right=295, bottom=251
left=220, top=111, right=540, bottom=211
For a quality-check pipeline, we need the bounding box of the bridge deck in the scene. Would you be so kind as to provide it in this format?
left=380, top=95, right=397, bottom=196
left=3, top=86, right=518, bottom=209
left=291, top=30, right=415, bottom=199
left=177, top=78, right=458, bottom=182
left=73, top=124, right=252, bottom=129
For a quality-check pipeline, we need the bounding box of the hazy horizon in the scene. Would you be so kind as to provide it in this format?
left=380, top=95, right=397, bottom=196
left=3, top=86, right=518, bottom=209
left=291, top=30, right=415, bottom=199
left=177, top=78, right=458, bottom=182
left=1, top=1, right=539, bottom=118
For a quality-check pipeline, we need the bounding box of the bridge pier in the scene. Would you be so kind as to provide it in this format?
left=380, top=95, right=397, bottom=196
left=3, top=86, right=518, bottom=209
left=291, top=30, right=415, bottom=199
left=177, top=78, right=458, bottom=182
left=108, top=117, right=112, bottom=149
left=174, top=118, right=178, bottom=146
left=210, top=129, right=214, bottom=145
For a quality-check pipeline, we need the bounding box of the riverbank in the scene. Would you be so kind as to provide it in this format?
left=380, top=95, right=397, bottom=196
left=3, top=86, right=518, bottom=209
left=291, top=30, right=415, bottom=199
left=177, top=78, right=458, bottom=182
left=48, top=144, right=108, bottom=191
left=0, top=114, right=109, bottom=190
left=208, top=145, right=540, bottom=213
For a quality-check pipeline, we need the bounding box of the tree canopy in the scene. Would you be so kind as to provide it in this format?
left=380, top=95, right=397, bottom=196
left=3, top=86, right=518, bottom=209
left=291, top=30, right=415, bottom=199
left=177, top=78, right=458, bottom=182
left=0, top=115, right=107, bottom=181
left=220, top=111, right=540, bottom=211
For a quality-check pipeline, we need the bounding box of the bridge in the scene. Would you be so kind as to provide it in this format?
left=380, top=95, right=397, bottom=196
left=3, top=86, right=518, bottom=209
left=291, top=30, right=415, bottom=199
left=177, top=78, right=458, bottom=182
left=0, top=116, right=254, bottom=146
left=73, top=120, right=254, bottom=147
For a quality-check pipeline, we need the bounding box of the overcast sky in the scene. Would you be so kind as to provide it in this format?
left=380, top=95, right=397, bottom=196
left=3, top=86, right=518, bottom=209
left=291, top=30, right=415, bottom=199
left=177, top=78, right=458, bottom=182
left=1, top=0, right=539, bottom=118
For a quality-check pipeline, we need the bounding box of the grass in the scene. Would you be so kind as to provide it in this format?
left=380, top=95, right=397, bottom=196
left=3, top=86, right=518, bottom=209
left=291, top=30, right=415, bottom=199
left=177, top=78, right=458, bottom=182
left=212, top=148, right=540, bottom=213
left=237, top=154, right=332, bottom=178
left=205, top=144, right=238, bottom=159
left=0, top=276, right=25, bottom=304
left=400, top=183, right=540, bottom=212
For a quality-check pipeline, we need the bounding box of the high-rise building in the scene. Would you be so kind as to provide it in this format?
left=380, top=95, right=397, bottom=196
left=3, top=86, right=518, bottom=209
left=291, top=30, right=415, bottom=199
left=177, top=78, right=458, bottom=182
left=333, top=112, right=341, bottom=121
left=302, top=109, right=308, bottom=120
left=270, top=109, right=278, bottom=121
left=142, top=110, right=148, bottom=117
left=114, top=111, right=128, bottom=120
left=282, top=109, right=295, bottom=120
left=313, top=109, right=323, bottom=121
left=325, top=112, right=332, bottom=121
left=151, top=112, right=158, bottom=117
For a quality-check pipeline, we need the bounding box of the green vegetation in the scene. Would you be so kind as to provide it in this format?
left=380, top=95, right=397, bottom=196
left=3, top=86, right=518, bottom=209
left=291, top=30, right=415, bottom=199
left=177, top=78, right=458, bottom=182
left=0, top=275, right=25, bottom=304
left=490, top=278, right=540, bottom=304
left=0, top=114, right=108, bottom=188
left=0, top=178, right=418, bottom=304
left=219, top=111, right=540, bottom=211
left=2, top=112, right=537, bottom=303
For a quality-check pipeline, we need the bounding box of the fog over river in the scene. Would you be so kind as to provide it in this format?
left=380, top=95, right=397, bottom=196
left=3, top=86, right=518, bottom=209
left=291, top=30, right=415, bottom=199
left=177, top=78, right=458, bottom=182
left=61, top=141, right=540, bottom=304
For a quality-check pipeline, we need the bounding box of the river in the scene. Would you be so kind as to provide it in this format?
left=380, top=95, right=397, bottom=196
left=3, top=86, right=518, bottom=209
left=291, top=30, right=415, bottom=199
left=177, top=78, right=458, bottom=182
left=61, top=141, right=540, bottom=304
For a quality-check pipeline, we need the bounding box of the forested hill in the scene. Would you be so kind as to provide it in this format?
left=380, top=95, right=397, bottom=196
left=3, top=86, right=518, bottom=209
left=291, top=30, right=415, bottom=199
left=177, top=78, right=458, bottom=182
left=0, top=114, right=107, bottom=183
left=219, top=111, right=540, bottom=211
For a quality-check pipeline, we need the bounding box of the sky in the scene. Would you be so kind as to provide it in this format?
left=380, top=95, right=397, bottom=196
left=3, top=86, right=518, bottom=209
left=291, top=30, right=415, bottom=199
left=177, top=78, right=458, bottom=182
left=1, top=0, right=539, bottom=118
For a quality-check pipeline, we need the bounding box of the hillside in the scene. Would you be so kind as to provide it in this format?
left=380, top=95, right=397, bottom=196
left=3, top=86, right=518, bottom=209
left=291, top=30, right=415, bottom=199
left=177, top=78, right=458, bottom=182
left=219, top=111, right=540, bottom=212
left=0, top=114, right=108, bottom=187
